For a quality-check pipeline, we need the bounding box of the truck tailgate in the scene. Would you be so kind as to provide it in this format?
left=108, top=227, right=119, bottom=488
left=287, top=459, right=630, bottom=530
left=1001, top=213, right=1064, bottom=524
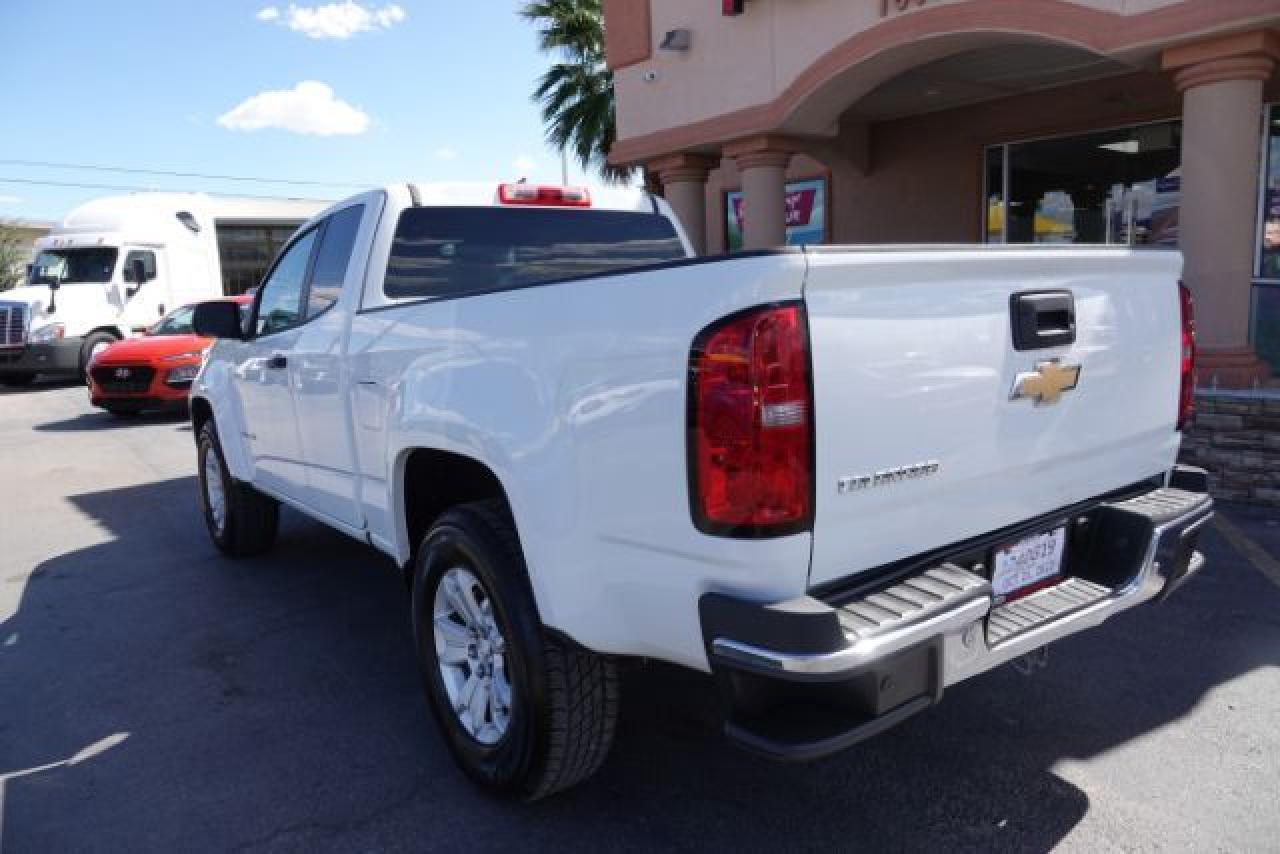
left=803, top=247, right=1184, bottom=590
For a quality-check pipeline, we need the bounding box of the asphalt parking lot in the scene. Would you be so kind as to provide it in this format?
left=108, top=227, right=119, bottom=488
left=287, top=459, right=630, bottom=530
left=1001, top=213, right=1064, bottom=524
left=2, top=382, right=1279, bottom=853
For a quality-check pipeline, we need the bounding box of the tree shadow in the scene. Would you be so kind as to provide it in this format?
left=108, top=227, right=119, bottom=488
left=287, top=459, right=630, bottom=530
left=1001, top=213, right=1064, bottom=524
left=2, top=478, right=1277, bottom=851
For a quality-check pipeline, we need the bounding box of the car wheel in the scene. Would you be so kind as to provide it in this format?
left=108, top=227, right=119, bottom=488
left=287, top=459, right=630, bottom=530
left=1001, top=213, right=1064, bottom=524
left=197, top=421, right=279, bottom=557
left=412, top=499, right=619, bottom=801
left=0, top=373, right=36, bottom=387
left=79, top=331, right=118, bottom=384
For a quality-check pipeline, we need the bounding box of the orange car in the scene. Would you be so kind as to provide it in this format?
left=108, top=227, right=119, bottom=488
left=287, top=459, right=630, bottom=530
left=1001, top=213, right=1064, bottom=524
left=88, top=296, right=253, bottom=416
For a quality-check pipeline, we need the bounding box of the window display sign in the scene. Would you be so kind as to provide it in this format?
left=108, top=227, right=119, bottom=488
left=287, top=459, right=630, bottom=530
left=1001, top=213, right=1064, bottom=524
left=726, top=177, right=827, bottom=251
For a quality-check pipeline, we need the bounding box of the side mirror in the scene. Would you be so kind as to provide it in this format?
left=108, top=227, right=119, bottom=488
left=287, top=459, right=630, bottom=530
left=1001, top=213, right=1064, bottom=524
left=127, top=258, right=147, bottom=297
left=193, top=301, right=247, bottom=340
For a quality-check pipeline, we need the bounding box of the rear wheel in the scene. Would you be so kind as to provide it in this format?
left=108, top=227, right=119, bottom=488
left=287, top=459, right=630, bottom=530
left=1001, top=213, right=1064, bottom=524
left=79, top=331, right=118, bottom=384
left=197, top=421, right=278, bottom=557
left=0, top=373, right=36, bottom=387
left=411, top=500, right=619, bottom=801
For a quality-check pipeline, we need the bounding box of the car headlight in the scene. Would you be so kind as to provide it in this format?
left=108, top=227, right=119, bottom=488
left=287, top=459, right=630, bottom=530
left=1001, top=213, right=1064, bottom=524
left=29, top=323, right=66, bottom=344
left=165, top=364, right=202, bottom=386
left=161, top=349, right=209, bottom=363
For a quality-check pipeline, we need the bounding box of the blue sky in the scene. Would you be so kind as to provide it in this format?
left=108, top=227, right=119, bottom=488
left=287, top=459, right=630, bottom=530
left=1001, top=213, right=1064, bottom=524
left=1, top=1, right=593, bottom=220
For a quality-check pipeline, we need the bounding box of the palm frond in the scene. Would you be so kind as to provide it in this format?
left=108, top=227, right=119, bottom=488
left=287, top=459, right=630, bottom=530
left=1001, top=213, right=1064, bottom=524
left=521, top=0, right=634, bottom=184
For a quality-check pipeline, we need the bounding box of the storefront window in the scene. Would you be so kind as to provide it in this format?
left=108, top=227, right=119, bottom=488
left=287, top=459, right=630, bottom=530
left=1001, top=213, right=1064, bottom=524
left=984, top=146, right=1005, bottom=243
left=1254, top=104, right=1280, bottom=373
left=986, top=120, right=1181, bottom=248
left=216, top=224, right=300, bottom=295
left=1258, top=106, right=1280, bottom=281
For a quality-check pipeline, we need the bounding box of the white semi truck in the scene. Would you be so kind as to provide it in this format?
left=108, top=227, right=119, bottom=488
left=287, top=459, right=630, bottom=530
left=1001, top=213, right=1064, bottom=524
left=0, top=192, right=328, bottom=385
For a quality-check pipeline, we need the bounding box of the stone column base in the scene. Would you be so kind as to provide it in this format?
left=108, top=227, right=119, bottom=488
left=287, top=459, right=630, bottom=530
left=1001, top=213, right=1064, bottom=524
left=1196, top=347, right=1272, bottom=389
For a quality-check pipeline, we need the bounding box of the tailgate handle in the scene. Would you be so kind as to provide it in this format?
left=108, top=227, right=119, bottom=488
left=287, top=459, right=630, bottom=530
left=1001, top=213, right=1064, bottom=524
left=1010, top=290, right=1075, bottom=351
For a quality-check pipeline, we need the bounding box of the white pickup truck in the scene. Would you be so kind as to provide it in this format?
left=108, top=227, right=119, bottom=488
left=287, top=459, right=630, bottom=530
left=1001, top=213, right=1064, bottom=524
left=189, top=182, right=1213, bottom=801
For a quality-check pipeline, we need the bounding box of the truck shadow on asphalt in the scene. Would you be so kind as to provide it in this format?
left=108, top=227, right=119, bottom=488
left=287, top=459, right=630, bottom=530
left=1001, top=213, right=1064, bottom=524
left=32, top=410, right=190, bottom=433
left=0, top=378, right=82, bottom=397
left=2, top=476, right=1277, bottom=851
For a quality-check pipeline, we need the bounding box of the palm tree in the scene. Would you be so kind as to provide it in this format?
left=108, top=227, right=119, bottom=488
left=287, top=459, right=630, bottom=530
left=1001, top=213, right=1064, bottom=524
left=520, top=0, right=633, bottom=184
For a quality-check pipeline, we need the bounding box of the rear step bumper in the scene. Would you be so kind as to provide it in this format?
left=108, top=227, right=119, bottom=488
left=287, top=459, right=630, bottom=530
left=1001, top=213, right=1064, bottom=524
left=699, top=466, right=1213, bottom=761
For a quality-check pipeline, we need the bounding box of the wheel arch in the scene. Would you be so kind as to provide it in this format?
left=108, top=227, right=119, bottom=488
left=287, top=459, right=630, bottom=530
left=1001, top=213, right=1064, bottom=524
left=396, top=447, right=523, bottom=584
left=189, top=395, right=214, bottom=441
left=85, top=325, right=126, bottom=341
left=189, top=392, right=253, bottom=482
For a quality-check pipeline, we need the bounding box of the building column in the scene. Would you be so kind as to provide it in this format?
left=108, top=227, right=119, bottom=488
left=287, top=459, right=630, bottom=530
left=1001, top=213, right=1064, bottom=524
left=725, top=136, right=797, bottom=250
left=650, top=153, right=718, bottom=255
left=1163, top=31, right=1280, bottom=387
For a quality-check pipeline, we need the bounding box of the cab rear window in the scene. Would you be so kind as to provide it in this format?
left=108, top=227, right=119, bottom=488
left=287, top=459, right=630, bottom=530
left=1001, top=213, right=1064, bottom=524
left=383, top=207, right=686, bottom=300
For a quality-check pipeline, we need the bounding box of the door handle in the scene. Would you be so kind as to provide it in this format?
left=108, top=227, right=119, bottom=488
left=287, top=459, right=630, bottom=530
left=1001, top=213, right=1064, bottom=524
left=268, top=353, right=288, bottom=370
left=1010, top=291, right=1075, bottom=351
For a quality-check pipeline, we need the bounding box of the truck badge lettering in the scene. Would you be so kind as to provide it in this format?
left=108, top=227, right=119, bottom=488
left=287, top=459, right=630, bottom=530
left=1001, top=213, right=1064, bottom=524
left=838, top=460, right=940, bottom=495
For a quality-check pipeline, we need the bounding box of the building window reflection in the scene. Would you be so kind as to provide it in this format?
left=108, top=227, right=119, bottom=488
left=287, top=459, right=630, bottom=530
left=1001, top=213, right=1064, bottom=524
left=984, top=120, right=1182, bottom=248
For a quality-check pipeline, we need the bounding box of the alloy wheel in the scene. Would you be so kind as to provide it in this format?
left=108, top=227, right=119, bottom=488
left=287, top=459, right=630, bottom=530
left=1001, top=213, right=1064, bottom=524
left=432, top=566, right=513, bottom=745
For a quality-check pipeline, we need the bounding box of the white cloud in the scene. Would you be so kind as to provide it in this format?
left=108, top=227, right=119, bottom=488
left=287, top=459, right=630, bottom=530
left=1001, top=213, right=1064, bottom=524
left=261, top=2, right=407, bottom=39
left=0, top=195, right=20, bottom=205
left=217, top=81, right=370, bottom=136
left=433, top=147, right=458, bottom=161
left=513, top=155, right=538, bottom=174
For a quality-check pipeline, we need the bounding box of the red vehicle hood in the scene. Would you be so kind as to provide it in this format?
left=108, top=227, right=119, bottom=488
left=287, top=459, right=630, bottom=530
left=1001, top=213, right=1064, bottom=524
left=94, top=334, right=212, bottom=365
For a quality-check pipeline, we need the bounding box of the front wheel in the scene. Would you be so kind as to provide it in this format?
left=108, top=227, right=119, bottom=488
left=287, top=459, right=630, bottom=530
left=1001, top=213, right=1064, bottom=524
left=411, top=500, right=619, bottom=801
left=197, top=422, right=279, bottom=557
left=79, top=331, right=118, bottom=384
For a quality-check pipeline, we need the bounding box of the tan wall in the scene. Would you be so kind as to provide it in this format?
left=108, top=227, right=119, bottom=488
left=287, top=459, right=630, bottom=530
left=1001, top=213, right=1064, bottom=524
left=612, top=0, right=1279, bottom=163
left=698, top=69, right=1200, bottom=252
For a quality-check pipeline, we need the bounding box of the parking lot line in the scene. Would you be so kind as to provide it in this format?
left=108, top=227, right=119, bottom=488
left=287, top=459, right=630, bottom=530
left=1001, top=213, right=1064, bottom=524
left=1213, top=514, right=1280, bottom=589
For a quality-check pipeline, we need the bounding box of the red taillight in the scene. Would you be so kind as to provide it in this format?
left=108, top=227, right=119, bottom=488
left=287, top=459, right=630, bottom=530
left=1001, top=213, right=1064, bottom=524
left=496, top=183, right=591, bottom=207
left=1178, top=282, right=1196, bottom=430
left=689, top=303, right=812, bottom=536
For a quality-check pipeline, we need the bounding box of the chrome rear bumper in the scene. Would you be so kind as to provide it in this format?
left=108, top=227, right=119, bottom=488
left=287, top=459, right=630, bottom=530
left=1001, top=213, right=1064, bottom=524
left=699, top=467, right=1214, bottom=759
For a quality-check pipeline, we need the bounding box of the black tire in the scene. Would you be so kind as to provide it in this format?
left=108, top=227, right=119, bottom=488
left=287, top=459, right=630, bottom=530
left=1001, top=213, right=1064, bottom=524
left=79, top=331, right=119, bottom=384
left=411, top=499, right=619, bottom=801
left=197, top=421, right=279, bottom=557
left=0, top=373, right=36, bottom=387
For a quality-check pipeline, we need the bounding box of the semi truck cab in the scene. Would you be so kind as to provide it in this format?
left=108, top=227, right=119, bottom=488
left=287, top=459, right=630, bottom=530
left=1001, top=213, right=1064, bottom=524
left=0, top=192, right=326, bottom=386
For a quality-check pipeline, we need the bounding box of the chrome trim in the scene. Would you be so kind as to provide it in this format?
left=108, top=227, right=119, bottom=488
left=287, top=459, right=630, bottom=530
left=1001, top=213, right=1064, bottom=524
left=713, top=589, right=990, bottom=677
left=711, top=490, right=1213, bottom=682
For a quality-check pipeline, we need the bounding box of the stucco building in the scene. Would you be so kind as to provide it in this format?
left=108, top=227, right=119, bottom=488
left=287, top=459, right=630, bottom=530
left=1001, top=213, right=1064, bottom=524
left=604, top=0, right=1280, bottom=388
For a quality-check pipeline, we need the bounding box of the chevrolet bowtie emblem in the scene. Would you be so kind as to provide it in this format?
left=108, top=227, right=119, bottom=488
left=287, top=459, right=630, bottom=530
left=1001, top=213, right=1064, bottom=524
left=1010, top=360, right=1081, bottom=405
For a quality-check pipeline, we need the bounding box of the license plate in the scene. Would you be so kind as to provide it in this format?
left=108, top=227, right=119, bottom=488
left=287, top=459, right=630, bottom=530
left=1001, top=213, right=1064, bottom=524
left=992, top=526, right=1066, bottom=601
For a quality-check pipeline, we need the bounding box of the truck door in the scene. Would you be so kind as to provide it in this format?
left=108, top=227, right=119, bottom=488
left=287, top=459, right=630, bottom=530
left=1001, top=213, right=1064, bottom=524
left=233, top=227, right=319, bottom=499
left=289, top=202, right=369, bottom=529
left=120, top=249, right=165, bottom=333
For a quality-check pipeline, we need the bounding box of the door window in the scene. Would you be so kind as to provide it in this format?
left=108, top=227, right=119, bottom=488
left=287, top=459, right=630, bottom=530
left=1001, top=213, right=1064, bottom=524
left=307, top=205, right=365, bottom=318
left=122, top=250, right=157, bottom=282
left=255, top=229, right=318, bottom=337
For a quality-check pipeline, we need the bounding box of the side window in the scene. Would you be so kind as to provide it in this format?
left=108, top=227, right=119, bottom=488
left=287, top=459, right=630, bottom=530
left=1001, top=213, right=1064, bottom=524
left=122, top=250, right=157, bottom=282
left=255, top=229, right=318, bottom=337
left=306, top=204, right=365, bottom=319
